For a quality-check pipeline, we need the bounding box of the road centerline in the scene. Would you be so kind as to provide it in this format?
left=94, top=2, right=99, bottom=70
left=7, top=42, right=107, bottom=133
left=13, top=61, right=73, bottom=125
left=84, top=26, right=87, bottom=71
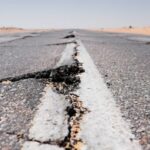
left=22, top=38, right=142, bottom=150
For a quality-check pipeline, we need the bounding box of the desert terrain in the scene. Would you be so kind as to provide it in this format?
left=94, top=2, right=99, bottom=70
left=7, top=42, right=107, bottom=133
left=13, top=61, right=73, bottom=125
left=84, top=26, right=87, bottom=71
left=0, top=27, right=50, bottom=34
left=99, top=26, right=150, bottom=36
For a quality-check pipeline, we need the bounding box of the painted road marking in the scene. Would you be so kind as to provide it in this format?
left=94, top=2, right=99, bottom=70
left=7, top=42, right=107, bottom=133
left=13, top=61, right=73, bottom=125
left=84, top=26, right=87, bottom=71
left=22, top=40, right=141, bottom=150
left=22, top=141, right=64, bottom=150
left=22, top=43, right=75, bottom=150
left=28, top=85, right=68, bottom=142
left=74, top=40, right=141, bottom=150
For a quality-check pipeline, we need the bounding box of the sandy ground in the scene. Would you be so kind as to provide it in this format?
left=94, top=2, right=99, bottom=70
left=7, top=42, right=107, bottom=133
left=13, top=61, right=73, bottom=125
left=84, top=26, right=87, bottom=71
left=98, top=27, right=150, bottom=36
left=0, top=27, right=50, bottom=34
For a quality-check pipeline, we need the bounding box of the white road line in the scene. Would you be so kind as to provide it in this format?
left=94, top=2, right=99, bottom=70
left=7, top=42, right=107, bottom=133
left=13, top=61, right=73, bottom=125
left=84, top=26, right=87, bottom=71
left=22, top=86, right=68, bottom=150
left=22, top=40, right=141, bottom=150
left=28, top=85, right=68, bottom=142
left=22, top=141, right=64, bottom=150
left=75, top=40, right=141, bottom=150
left=55, top=43, right=75, bottom=67
left=22, top=43, right=75, bottom=150
left=27, top=43, right=76, bottom=142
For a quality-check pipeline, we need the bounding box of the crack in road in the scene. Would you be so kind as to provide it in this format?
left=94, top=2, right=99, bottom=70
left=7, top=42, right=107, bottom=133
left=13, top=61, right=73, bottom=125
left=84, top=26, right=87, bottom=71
left=4, top=131, right=62, bottom=147
left=63, top=34, right=76, bottom=39
left=0, top=41, right=77, bottom=83
left=1, top=32, right=89, bottom=150
left=50, top=43, right=89, bottom=150
left=1, top=31, right=142, bottom=150
left=0, top=34, right=39, bottom=45
left=46, top=40, right=77, bottom=46
left=62, top=94, right=89, bottom=150
left=0, top=69, right=52, bottom=83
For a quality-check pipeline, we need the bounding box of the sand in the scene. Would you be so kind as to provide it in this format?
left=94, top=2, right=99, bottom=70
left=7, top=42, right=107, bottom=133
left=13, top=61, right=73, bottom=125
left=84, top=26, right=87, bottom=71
left=0, top=27, right=27, bottom=33
left=2, top=26, right=150, bottom=36
left=0, top=27, right=50, bottom=34
left=98, top=27, right=150, bottom=36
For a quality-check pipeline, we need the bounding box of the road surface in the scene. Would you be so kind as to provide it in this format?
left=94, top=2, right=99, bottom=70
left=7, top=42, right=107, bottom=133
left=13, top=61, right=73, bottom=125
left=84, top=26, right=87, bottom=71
left=0, top=30, right=150, bottom=150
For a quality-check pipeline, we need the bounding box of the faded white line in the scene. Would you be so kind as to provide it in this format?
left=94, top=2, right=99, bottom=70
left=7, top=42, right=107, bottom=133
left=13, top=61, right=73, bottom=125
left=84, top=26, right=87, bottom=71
left=22, top=141, right=64, bottom=150
left=28, top=85, right=68, bottom=142
left=75, top=40, right=141, bottom=150
left=22, top=86, right=68, bottom=149
left=22, top=39, right=141, bottom=150
left=22, top=43, right=75, bottom=150
left=55, top=43, right=75, bottom=67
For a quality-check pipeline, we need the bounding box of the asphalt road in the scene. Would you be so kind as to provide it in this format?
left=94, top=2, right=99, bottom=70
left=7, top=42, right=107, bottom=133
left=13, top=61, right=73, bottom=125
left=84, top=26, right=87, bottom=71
left=0, top=30, right=72, bottom=150
left=77, top=30, right=150, bottom=150
left=0, top=30, right=150, bottom=150
left=0, top=30, right=71, bottom=80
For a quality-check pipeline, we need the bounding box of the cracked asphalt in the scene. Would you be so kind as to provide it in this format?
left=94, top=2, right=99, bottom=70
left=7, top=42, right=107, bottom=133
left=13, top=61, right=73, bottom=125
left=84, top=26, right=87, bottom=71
left=0, top=30, right=72, bottom=150
left=0, top=30, right=71, bottom=80
left=0, top=79, right=45, bottom=150
left=0, top=29, right=150, bottom=150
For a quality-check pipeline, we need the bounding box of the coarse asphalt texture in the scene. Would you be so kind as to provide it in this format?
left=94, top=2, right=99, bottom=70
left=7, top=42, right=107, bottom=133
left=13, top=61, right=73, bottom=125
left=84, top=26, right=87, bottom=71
left=0, top=29, right=150, bottom=150
left=77, top=30, right=150, bottom=150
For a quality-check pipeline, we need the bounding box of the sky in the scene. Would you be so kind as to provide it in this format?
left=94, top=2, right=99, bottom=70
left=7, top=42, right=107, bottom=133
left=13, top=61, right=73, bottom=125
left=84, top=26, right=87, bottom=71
left=0, top=0, right=150, bottom=29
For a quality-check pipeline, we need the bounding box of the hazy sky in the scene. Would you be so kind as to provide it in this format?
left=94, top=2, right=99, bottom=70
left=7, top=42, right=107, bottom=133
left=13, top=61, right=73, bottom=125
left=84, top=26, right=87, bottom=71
left=0, top=0, right=150, bottom=29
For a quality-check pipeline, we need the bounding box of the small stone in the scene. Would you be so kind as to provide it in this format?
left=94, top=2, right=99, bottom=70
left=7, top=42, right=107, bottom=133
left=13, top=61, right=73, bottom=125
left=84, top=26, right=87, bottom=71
left=17, top=132, right=24, bottom=139
left=137, top=126, right=145, bottom=133
left=106, top=82, right=112, bottom=88
left=139, top=135, right=149, bottom=145
left=2, top=80, right=12, bottom=85
left=104, top=74, right=108, bottom=77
